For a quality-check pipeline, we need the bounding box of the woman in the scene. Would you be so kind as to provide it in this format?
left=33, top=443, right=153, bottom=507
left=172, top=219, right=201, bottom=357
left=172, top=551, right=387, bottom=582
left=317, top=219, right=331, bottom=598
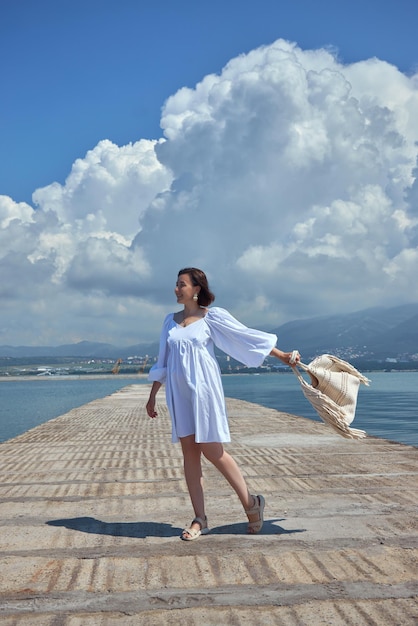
left=146, top=268, right=299, bottom=540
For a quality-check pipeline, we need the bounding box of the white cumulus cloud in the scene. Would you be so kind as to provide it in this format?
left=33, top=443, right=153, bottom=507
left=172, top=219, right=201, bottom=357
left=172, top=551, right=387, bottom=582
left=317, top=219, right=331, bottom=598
left=1, top=39, right=417, bottom=347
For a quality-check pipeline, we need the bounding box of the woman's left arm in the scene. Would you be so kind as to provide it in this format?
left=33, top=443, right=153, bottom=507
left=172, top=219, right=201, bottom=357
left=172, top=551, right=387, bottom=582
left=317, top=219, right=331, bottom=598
left=270, top=347, right=300, bottom=365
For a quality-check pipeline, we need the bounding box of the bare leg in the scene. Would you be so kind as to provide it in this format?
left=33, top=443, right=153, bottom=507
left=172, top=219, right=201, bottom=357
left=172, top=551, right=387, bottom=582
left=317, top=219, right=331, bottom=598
left=180, top=438, right=264, bottom=535
left=200, top=442, right=253, bottom=509
left=180, top=435, right=206, bottom=536
left=200, top=442, right=264, bottom=533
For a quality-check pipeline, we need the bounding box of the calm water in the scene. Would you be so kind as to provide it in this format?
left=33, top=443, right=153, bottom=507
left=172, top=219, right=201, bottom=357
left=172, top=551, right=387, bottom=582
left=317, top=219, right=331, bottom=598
left=222, top=371, right=418, bottom=447
left=0, top=372, right=417, bottom=447
left=0, top=377, right=148, bottom=443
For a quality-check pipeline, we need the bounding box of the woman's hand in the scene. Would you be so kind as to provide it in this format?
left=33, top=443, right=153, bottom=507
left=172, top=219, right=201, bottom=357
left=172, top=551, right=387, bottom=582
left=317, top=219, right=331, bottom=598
left=270, top=348, right=300, bottom=366
left=146, top=397, right=158, bottom=418
left=146, top=381, right=162, bottom=418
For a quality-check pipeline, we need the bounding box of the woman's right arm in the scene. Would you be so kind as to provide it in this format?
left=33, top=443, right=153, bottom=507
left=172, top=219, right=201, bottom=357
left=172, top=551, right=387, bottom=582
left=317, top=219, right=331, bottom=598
left=146, top=381, right=162, bottom=418
left=146, top=313, right=171, bottom=418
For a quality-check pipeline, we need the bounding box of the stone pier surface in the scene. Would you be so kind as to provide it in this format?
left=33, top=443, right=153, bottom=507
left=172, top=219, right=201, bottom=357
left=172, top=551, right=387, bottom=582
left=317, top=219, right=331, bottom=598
left=0, top=385, right=417, bottom=625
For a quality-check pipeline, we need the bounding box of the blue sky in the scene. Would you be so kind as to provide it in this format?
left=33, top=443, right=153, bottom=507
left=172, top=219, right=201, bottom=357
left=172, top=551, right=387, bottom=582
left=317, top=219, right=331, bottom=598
left=1, top=0, right=418, bottom=347
left=2, top=0, right=417, bottom=205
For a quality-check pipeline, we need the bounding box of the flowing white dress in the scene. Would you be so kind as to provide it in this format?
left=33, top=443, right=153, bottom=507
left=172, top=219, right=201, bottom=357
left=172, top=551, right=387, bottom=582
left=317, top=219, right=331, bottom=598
left=148, top=307, right=277, bottom=443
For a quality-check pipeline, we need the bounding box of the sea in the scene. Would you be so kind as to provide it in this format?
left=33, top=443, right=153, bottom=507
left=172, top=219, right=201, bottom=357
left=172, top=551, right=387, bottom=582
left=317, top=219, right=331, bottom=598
left=0, top=372, right=417, bottom=447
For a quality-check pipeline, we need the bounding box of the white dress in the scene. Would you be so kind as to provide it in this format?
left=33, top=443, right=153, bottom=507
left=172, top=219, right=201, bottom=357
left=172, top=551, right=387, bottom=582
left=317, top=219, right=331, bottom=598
left=148, top=307, right=277, bottom=443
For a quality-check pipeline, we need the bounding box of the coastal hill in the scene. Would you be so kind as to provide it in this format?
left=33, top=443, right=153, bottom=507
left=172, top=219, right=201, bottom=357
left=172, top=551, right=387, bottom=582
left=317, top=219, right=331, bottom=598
left=270, top=303, right=418, bottom=359
left=1, top=303, right=417, bottom=363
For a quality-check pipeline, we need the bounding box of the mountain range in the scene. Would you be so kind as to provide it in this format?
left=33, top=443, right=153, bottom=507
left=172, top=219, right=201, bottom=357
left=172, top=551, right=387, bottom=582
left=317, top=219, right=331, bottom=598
left=270, top=303, right=418, bottom=359
left=1, top=303, right=417, bottom=361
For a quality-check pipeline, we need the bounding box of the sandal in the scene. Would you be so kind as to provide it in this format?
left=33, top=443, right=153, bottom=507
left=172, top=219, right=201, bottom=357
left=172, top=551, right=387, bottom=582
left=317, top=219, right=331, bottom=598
left=245, top=494, right=265, bottom=534
left=181, top=516, right=209, bottom=541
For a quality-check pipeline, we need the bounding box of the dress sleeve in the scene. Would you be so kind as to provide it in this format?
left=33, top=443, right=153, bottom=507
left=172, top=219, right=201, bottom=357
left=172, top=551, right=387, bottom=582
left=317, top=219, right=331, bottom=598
left=148, top=313, right=172, bottom=384
left=206, top=307, right=277, bottom=368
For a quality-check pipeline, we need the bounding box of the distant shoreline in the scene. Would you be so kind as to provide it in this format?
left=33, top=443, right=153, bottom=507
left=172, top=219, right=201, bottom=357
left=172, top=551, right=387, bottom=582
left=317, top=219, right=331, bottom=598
left=0, top=374, right=148, bottom=382
left=1, top=369, right=417, bottom=383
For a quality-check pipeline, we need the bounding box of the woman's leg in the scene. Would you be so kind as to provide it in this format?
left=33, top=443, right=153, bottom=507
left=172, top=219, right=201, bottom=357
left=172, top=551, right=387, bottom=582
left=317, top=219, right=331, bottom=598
left=179, top=435, right=206, bottom=535
left=200, top=442, right=253, bottom=509
left=180, top=437, right=264, bottom=535
left=200, top=442, right=264, bottom=533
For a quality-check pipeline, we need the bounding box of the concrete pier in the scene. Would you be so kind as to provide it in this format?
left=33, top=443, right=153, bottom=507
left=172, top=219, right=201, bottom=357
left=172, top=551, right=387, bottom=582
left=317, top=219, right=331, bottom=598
left=0, top=384, right=417, bottom=625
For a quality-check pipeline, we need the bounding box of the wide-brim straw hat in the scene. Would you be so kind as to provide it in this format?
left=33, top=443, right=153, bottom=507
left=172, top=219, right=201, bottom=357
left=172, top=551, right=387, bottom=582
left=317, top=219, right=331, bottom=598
left=290, top=353, right=370, bottom=440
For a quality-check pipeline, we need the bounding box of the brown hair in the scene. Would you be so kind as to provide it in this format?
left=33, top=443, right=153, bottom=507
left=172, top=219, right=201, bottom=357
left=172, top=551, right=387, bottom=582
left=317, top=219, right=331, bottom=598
left=178, top=267, right=215, bottom=307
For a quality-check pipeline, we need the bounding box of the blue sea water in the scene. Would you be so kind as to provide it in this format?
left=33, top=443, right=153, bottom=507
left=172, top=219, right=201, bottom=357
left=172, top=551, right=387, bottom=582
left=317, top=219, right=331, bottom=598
left=222, top=371, right=418, bottom=447
left=0, top=372, right=417, bottom=447
left=0, top=377, right=148, bottom=443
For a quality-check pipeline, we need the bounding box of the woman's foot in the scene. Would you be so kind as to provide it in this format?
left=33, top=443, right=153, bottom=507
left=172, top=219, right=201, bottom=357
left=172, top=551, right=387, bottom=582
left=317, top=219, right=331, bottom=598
left=245, top=495, right=265, bottom=534
left=181, top=516, right=209, bottom=541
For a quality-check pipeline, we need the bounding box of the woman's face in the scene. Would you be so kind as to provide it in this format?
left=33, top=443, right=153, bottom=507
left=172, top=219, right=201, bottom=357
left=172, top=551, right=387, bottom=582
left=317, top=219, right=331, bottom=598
left=175, top=273, right=198, bottom=304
